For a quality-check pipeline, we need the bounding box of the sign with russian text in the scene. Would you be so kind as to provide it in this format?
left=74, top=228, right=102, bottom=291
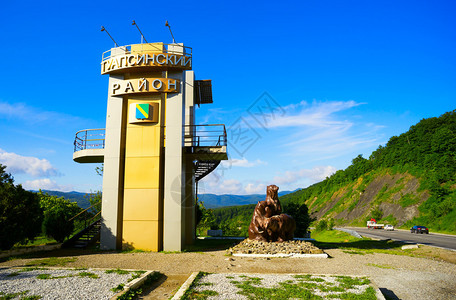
left=101, top=53, right=192, bottom=74
left=111, top=78, right=179, bottom=96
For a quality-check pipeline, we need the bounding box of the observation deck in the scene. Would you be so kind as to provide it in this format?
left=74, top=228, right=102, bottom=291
left=73, top=129, right=105, bottom=163
left=73, top=124, right=227, bottom=180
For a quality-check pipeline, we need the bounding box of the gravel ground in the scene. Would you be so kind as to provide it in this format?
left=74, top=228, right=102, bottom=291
left=193, top=273, right=375, bottom=299
left=1, top=244, right=455, bottom=300
left=0, top=268, right=134, bottom=300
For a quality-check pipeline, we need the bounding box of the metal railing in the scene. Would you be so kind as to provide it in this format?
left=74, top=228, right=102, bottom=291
left=101, top=43, right=192, bottom=62
left=74, top=129, right=105, bottom=152
left=63, top=200, right=102, bottom=248
left=73, top=124, right=226, bottom=152
left=184, top=124, right=227, bottom=147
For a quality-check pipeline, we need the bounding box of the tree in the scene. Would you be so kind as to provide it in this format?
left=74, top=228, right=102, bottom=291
left=38, top=191, right=81, bottom=243
left=283, top=202, right=313, bottom=237
left=0, top=164, right=43, bottom=250
left=196, top=201, right=217, bottom=234
left=85, top=191, right=102, bottom=215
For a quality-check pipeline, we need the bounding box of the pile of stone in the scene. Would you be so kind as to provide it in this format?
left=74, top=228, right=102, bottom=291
left=227, top=239, right=324, bottom=255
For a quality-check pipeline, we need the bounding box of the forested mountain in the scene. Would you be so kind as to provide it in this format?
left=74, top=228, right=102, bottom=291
left=31, top=190, right=93, bottom=209
left=199, top=190, right=295, bottom=208
left=215, top=110, right=456, bottom=234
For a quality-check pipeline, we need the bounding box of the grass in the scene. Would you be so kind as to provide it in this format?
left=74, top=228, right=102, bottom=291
left=153, top=239, right=240, bottom=254
left=36, top=274, right=52, bottom=279
left=294, top=275, right=325, bottom=282
left=181, top=272, right=219, bottom=300
left=2, top=268, right=162, bottom=300
left=10, top=236, right=58, bottom=249
left=36, top=271, right=99, bottom=280
left=121, top=249, right=150, bottom=254
left=327, top=287, right=377, bottom=299
left=366, top=263, right=396, bottom=269
left=0, top=291, right=42, bottom=300
left=313, top=230, right=406, bottom=253
left=335, top=276, right=370, bottom=289
left=184, top=239, right=240, bottom=252
left=120, top=239, right=239, bottom=254
left=25, top=257, right=76, bottom=267
left=115, top=272, right=163, bottom=300
left=183, top=273, right=376, bottom=300
left=343, top=250, right=366, bottom=255
left=214, top=274, right=375, bottom=300
left=128, top=270, right=146, bottom=282
left=78, top=271, right=99, bottom=278
left=312, top=229, right=456, bottom=264
left=105, top=268, right=130, bottom=275
left=111, top=284, right=125, bottom=293
left=312, top=230, right=361, bottom=243
left=19, top=267, right=48, bottom=272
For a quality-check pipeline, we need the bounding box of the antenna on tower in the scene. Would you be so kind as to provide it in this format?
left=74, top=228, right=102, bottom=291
left=165, top=21, right=176, bottom=44
left=101, top=26, right=119, bottom=47
left=132, top=20, right=148, bottom=44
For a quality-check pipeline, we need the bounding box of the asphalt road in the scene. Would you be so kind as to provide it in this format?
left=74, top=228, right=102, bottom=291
left=345, top=227, right=456, bottom=251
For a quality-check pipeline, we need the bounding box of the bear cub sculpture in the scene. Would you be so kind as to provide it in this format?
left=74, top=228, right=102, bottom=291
left=248, top=184, right=296, bottom=242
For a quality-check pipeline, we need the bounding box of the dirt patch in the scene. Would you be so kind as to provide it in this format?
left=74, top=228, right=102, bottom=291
left=139, top=274, right=189, bottom=300
left=412, top=245, right=456, bottom=264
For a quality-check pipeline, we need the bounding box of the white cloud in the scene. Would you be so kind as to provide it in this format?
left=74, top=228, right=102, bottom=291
left=200, top=176, right=244, bottom=194
left=244, top=100, right=362, bottom=129
left=273, top=166, right=337, bottom=186
left=200, top=172, right=261, bottom=195
left=261, top=100, right=384, bottom=162
left=0, top=101, right=81, bottom=124
left=0, top=149, right=60, bottom=177
left=245, top=183, right=266, bottom=194
left=221, top=157, right=267, bottom=168
left=21, top=178, right=74, bottom=192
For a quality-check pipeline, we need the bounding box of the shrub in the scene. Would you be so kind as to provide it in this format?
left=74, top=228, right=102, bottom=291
left=327, top=218, right=335, bottom=230
left=371, top=206, right=383, bottom=221
left=316, top=219, right=328, bottom=232
left=38, top=191, right=81, bottom=243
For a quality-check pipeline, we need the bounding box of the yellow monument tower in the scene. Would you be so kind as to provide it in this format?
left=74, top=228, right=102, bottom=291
left=73, top=42, right=227, bottom=251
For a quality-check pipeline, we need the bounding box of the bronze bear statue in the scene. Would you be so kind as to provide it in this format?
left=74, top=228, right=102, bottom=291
left=248, top=184, right=296, bottom=242
left=266, top=214, right=296, bottom=242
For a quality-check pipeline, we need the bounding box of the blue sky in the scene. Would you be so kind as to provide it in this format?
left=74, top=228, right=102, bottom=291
left=0, top=0, right=454, bottom=195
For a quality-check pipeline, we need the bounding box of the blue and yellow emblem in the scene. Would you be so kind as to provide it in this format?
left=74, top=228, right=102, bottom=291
left=136, top=104, right=150, bottom=120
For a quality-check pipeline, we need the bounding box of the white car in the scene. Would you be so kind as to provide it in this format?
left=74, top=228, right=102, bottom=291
left=384, top=225, right=394, bottom=231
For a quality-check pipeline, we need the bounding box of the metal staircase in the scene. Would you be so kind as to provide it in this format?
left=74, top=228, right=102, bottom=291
left=63, top=219, right=101, bottom=248
left=195, top=160, right=221, bottom=181
left=184, top=124, right=227, bottom=181
left=62, top=201, right=101, bottom=249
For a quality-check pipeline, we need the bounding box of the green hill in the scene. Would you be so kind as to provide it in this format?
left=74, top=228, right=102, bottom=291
left=215, top=110, right=456, bottom=234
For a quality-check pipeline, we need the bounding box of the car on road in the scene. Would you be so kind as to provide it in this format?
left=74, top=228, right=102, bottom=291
left=384, top=225, right=394, bottom=231
left=411, top=225, right=429, bottom=234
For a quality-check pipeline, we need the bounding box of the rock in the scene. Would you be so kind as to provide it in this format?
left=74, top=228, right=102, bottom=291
left=402, top=244, right=419, bottom=250
left=227, top=239, right=324, bottom=255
